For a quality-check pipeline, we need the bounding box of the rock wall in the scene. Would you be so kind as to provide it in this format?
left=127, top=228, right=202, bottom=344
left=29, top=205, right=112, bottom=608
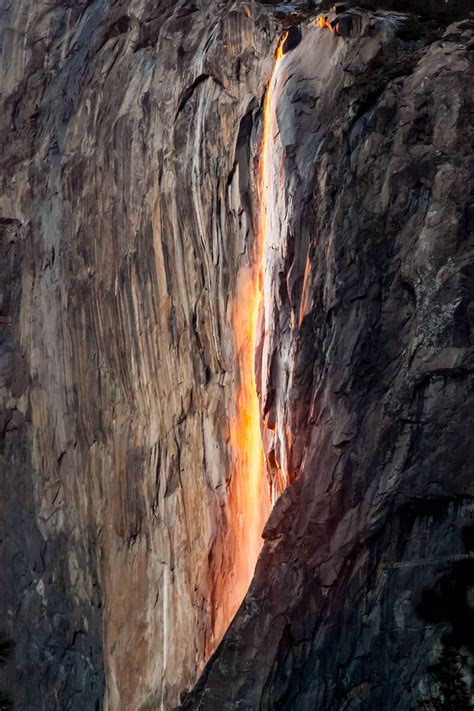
left=0, top=1, right=277, bottom=708
left=1, top=1, right=473, bottom=710
left=183, top=8, right=474, bottom=710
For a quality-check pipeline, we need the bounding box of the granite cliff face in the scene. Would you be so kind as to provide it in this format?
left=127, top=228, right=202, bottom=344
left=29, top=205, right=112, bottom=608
left=184, top=8, right=474, bottom=710
left=0, top=1, right=473, bottom=710
left=1, top=2, right=276, bottom=707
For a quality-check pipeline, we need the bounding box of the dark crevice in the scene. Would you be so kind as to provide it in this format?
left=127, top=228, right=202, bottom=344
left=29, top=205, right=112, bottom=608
left=176, top=74, right=225, bottom=117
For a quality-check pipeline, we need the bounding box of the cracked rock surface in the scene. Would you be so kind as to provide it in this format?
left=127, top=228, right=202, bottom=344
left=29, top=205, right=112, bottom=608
left=0, top=1, right=275, bottom=708
left=182, top=8, right=474, bottom=711
left=0, top=1, right=473, bottom=710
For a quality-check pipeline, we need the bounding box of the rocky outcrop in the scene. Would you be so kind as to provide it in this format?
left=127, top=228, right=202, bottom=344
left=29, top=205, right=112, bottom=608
left=183, top=8, right=474, bottom=711
left=0, top=2, right=277, bottom=708
left=1, top=1, right=473, bottom=710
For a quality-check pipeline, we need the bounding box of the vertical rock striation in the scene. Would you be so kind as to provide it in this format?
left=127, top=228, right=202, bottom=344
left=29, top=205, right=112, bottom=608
left=183, top=8, right=474, bottom=710
left=1, top=2, right=473, bottom=710
left=0, top=1, right=276, bottom=708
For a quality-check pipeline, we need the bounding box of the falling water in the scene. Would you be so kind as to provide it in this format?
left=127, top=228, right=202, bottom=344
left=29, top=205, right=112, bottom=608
left=225, top=32, right=289, bottom=627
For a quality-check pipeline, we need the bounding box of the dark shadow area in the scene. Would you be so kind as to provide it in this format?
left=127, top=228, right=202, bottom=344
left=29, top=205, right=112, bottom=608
left=417, top=525, right=474, bottom=654
left=415, top=525, right=474, bottom=709
left=0, top=634, right=14, bottom=710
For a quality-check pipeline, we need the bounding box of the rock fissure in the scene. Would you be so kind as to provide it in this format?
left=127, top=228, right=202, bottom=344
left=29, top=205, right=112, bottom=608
left=1, top=2, right=473, bottom=709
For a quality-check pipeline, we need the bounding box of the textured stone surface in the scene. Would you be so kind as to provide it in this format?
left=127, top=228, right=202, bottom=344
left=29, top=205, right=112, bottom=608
left=182, top=9, right=474, bottom=711
left=1, top=1, right=473, bottom=710
left=0, top=2, right=276, bottom=708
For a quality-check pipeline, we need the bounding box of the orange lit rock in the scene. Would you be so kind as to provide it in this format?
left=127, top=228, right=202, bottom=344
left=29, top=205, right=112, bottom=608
left=2, top=3, right=473, bottom=711
left=182, top=9, right=474, bottom=710
left=228, top=32, right=290, bottom=607
left=316, top=15, right=335, bottom=32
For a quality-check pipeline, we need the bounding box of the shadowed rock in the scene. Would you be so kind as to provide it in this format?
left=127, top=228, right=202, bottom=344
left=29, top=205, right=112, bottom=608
left=0, top=2, right=472, bottom=710
left=181, top=8, right=474, bottom=711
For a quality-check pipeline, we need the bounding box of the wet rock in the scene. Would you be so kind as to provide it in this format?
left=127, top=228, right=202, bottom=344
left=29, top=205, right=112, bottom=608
left=182, top=11, right=474, bottom=711
left=1, top=2, right=473, bottom=710
left=0, top=2, right=278, bottom=708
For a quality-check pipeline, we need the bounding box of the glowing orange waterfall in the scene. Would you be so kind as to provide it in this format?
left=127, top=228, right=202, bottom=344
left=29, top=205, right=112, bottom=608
left=316, top=15, right=334, bottom=32
left=224, top=34, right=289, bottom=627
